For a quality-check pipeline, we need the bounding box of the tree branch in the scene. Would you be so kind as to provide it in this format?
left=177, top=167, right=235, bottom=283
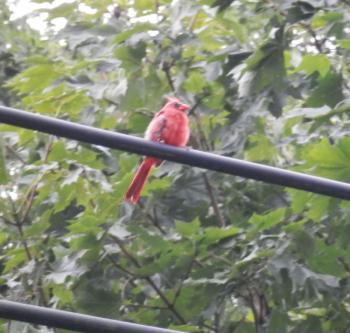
left=18, top=139, right=53, bottom=224
left=299, top=22, right=325, bottom=53
left=5, top=144, right=25, bottom=164
left=190, top=113, right=226, bottom=227
left=9, top=198, right=32, bottom=261
left=109, top=234, right=187, bottom=324
left=202, top=173, right=226, bottom=227
left=172, top=252, right=196, bottom=306
left=138, top=201, right=167, bottom=235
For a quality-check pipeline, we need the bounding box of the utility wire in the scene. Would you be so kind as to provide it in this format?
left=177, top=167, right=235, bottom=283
left=0, top=300, right=184, bottom=333
left=1, top=105, right=350, bottom=200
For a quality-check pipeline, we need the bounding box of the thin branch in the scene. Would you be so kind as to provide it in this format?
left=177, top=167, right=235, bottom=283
left=214, top=309, right=220, bottom=333
left=246, top=287, right=269, bottom=333
left=191, top=108, right=211, bottom=151
left=202, top=174, right=226, bottom=227
left=18, top=139, right=53, bottom=223
left=109, top=235, right=187, bottom=324
left=107, top=254, right=137, bottom=277
left=152, top=206, right=166, bottom=234
left=5, top=144, right=25, bottom=164
left=138, top=201, right=167, bottom=235
left=1, top=217, right=17, bottom=227
left=172, top=252, right=196, bottom=306
left=190, top=103, right=226, bottom=227
left=337, top=257, right=350, bottom=275
left=247, top=287, right=261, bottom=333
left=162, top=60, right=176, bottom=92
left=299, top=22, right=324, bottom=53
left=13, top=139, right=53, bottom=308
left=9, top=198, right=32, bottom=261
left=108, top=255, right=173, bottom=314
left=15, top=219, right=33, bottom=260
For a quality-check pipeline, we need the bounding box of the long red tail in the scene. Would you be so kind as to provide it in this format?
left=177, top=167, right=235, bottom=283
left=125, top=157, right=157, bottom=204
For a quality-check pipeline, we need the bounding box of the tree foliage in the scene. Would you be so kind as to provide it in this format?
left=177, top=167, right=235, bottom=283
left=1, top=0, right=350, bottom=332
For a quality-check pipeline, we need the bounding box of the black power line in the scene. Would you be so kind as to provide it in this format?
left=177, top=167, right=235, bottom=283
left=0, top=300, right=184, bottom=333
left=1, top=105, right=350, bottom=200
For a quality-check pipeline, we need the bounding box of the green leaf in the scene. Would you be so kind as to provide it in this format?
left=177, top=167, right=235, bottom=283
left=301, top=138, right=350, bottom=180
left=294, top=54, right=331, bottom=79
left=114, top=44, right=146, bottom=73
left=68, top=214, right=104, bottom=235
left=183, top=71, right=207, bottom=93
left=288, top=189, right=310, bottom=214
left=176, top=218, right=201, bottom=237
left=337, top=39, right=350, bottom=49
left=311, top=11, right=343, bottom=29
left=244, top=134, right=276, bottom=162
left=200, top=225, right=240, bottom=245
left=54, top=184, right=76, bottom=213
left=0, top=232, right=8, bottom=245
left=3, top=248, right=27, bottom=273
left=127, top=113, right=150, bottom=133
left=249, top=208, right=286, bottom=231
left=305, top=195, right=329, bottom=222
left=7, top=63, right=61, bottom=94
left=51, top=284, right=74, bottom=306
left=307, top=239, right=346, bottom=277
left=242, top=28, right=285, bottom=95
left=3, top=0, right=350, bottom=330
left=306, top=72, right=343, bottom=108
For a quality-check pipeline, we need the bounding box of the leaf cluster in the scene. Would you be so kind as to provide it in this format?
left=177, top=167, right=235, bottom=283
left=1, top=0, right=350, bottom=332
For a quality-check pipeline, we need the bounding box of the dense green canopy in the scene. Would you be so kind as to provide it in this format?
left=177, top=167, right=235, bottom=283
left=1, top=0, right=350, bottom=332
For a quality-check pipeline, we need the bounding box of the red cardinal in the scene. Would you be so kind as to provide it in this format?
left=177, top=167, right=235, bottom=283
left=125, top=97, right=190, bottom=204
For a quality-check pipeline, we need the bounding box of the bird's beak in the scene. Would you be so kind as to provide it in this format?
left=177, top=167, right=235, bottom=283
left=179, top=103, right=190, bottom=111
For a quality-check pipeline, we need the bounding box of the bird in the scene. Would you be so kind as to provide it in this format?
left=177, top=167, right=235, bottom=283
left=125, top=97, right=190, bottom=204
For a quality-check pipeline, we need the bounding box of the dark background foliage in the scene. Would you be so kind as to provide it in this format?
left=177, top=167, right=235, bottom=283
left=1, top=0, right=350, bottom=332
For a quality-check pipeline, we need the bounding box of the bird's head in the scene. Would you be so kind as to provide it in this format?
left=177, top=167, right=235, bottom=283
left=166, top=97, right=190, bottom=112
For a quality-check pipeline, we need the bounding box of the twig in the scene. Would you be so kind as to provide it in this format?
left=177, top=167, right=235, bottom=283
left=162, top=61, right=176, bottom=92
left=202, top=174, right=226, bottom=227
left=138, top=201, right=167, bottom=235
left=107, top=254, right=137, bottom=276
left=191, top=108, right=211, bottom=151
left=110, top=235, right=187, bottom=324
left=5, top=144, right=25, bottom=164
left=247, top=287, right=261, bottom=333
left=18, top=139, right=53, bottom=223
left=190, top=107, right=226, bottom=227
left=172, top=251, right=196, bottom=305
left=299, top=22, right=324, bottom=53
left=338, top=257, right=350, bottom=275
left=15, top=219, right=32, bottom=260
left=16, top=139, right=53, bottom=308
left=8, top=198, right=32, bottom=260
left=247, top=287, right=269, bottom=333
left=152, top=206, right=166, bottom=234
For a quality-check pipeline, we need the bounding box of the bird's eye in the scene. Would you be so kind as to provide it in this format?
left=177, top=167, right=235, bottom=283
left=174, top=103, right=181, bottom=108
